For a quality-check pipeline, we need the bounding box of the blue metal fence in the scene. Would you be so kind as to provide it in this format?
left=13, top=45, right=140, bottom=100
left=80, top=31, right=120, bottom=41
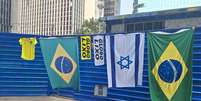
left=57, top=28, right=201, bottom=101
left=0, top=33, right=50, bottom=96
left=0, top=27, right=200, bottom=101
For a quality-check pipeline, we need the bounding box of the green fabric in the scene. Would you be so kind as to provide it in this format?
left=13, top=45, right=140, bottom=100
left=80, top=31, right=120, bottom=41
left=148, top=29, right=193, bottom=101
left=40, top=37, right=80, bottom=91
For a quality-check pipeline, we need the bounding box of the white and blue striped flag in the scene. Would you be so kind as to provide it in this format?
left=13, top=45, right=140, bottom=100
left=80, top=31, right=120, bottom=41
left=106, top=33, right=145, bottom=88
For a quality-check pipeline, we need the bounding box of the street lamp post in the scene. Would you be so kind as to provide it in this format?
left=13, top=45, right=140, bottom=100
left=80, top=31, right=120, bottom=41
left=133, top=0, right=144, bottom=14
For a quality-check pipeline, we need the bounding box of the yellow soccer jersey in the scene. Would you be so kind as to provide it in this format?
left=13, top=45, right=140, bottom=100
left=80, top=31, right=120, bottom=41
left=19, top=37, right=37, bottom=60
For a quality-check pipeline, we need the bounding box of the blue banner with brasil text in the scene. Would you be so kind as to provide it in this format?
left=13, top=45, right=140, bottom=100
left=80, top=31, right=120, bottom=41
left=40, top=37, right=80, bottom=91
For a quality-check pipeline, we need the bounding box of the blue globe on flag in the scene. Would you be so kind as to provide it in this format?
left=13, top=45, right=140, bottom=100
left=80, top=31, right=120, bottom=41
left=55, top=56, right=73, bottom=74
left=158, top=59, right=183, bottom=83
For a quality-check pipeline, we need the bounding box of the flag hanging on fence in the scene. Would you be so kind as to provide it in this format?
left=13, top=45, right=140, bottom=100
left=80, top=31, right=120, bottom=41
left=148, top=29, right=193, bottom=101
left=106, top=33, right=145, bottom=88
left=93, top=35, right=105, bottom=66
left=40, top=37, right=80, bottom=91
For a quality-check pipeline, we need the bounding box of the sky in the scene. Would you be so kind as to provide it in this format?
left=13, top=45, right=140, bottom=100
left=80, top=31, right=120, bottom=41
left=120, top=0, right=201, bottom=15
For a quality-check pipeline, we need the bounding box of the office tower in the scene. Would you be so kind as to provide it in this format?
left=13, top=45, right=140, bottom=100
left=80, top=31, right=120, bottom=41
left=84, top=0, right=120, bottom=20
left=11, top=0, right=84, bottom=35
left=0, top=0, right=11, bottom=32
left=104, top=0, right=120, bottom=16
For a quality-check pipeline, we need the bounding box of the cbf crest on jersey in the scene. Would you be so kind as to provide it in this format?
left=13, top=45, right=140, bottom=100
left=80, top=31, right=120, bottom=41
left=148, top=29, right=193, bottom=101
left=40, top=37, right=80, bottom=91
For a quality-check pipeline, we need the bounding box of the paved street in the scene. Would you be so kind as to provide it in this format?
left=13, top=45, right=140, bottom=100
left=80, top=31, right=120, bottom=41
left=0, top=96, right=76, bottom=101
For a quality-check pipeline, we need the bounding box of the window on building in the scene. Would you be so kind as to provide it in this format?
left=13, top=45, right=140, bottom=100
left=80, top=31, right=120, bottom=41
left=153, top=21, right=165, bottom=30
left=125, top=21, right=165, bottom=33
left=135, top=23, right=143, bottom=32
left=126, top=24, right=134, bottom=33
left=144, top=22, right=153, bottom=31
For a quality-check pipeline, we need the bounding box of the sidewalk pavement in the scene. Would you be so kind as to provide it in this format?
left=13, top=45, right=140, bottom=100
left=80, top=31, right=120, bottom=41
left=0, top=96, right=77, bottom=101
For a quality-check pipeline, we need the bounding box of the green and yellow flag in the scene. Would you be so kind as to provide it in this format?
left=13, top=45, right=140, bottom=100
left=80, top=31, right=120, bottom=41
left=148, top=29, right=193, bottom=101
left=40, top=37, right=79, bottom=91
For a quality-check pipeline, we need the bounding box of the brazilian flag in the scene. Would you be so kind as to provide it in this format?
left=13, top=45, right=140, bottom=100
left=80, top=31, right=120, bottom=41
left=148, top=29, right=193, bottom=101
left=40, top=37, right=80, bottom=91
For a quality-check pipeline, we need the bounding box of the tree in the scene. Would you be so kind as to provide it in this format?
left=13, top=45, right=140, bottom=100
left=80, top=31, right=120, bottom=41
left=80, top=18, right=100, bottom=34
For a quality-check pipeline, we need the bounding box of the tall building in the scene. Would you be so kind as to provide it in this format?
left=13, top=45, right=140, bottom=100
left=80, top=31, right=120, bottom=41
left=104, top=0, right=120, bottom=16
left=84, top=0, right=120, bottom=33
left=0, top=0, right=11, bottom=32
left=96, top=0, right=104, bottom=18
left=11, top=0, right=84, bottom=36
left=11, top=0, right=21, bottom=33
left=84, top=0, right=96, bottom=20
left=84, top=0, right=104, bottom=20
left=84, top=0, right=120, bottom=20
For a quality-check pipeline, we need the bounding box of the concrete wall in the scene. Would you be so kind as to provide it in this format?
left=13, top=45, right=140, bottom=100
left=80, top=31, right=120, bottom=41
left=165, top=17, right=201, bottom=29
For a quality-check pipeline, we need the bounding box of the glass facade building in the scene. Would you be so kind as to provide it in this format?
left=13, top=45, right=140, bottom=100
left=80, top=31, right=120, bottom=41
left=104, top=0, right=120, bottom=16
left=11, top=0, right=84, bottom=36
left=0, top=0, right=11, bottom=32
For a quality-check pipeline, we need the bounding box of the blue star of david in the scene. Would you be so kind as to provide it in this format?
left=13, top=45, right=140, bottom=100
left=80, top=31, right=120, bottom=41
left=117, top=56, right=133, bottom=69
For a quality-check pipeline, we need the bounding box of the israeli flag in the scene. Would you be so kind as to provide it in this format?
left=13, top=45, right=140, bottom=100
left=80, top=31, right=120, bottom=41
left=106, top=33, right=145, bottom=88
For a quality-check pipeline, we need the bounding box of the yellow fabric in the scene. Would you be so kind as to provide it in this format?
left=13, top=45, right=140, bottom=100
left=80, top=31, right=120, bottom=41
left=19, top=37, right=37, bottom=60
left=80, top=36, right=91, bottom=60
